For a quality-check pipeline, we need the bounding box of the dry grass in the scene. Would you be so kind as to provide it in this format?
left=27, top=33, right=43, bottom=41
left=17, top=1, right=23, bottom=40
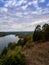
left=23, top=42, right=49, bottom=65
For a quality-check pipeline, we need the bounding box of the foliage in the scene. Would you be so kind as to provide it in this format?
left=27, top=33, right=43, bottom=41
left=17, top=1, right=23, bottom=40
left=33, top=24, right=49, bottom=42
left=1, top=47, right=8, bottom=55
left=0, top=52, right=25, bottom=65
left=8, top=42, right=16, bottom=50
left=42, top=24, right=49, bottom=41
left=33, top=25, right=42, bottom=41
left=17, top=37, right=29, bottom=47
left=0, top=44, right=25, bottom=65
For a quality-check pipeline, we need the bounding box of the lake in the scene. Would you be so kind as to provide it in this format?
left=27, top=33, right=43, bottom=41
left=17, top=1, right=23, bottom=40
left=0, top=35, right=19, bottom=52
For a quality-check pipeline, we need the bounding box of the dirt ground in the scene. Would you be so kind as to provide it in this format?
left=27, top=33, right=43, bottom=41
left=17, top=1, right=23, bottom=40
left=23, top=42, right=49, bottom=65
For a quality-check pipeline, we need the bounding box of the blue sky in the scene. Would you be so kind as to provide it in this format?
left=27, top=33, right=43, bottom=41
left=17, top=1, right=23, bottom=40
left=0, top=0, right=49, bottom=31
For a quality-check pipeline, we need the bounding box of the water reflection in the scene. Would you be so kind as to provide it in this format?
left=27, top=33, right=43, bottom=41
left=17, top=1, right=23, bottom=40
left=0, top=35, right=19, bottom=52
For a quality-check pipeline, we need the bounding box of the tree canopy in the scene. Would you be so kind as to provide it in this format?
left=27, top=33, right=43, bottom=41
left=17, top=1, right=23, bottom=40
left=33, top=24, right=49, bottom=42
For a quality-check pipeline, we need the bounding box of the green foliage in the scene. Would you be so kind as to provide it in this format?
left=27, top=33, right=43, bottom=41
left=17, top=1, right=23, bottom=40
left=33, top=25, right=42, bottom=41
left=1, top=47, right=7, bottom=55
left=0, top=52, right=25, bottom=65
left=33, top=24, right=49, bottom=42
left=8, top=42, right=16, bottom=50
left=17, top=39, right=23, bottom=46
left=42, top=24, right=49, bottom=41
left=17, top=37, right=28, bottom=47
left=0, top=44, right=25, bottom=65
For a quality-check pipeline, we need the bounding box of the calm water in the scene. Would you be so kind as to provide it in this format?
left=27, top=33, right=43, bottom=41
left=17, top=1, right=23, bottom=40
left=0, top=35, right=19, bottom=52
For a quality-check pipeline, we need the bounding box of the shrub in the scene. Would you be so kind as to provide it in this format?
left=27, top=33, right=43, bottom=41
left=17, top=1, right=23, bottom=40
left=8, top=42, right=16, bottom=50
left=2, top=52, right=25, bottom=65
left=1, top=47, right=7, bottom=55
left=0, top=46, right=25, bottom=65
left=17, top=37, right=28, bottom=47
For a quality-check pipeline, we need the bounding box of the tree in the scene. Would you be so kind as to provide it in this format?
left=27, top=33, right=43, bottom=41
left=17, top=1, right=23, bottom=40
left=42, top=24, right=49, bottom=41
left=33, top=24, right=49, bottom=42
left=33, top=25, right=42, bottom=41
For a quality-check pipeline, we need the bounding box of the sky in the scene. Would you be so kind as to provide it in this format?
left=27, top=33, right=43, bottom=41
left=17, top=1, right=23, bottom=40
left=0, top=0, right=49, bottom=32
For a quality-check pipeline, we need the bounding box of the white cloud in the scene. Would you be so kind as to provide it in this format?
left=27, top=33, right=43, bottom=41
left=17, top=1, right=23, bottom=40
left=21, top=0, right=38, bottom=10
left=0, top=0, right=49, bottom=31
left=12, top=0, right=16, bottom=6
left=21, top=5, right=28, bottom=10
left=0, top=7, right=8, bottom=12
left=39, top=0, right=45, bottom=3
left=33, top=0, right=38, bottom=8
left=31, top=11, right=38, bottom=14
left=4, top=1, right=13, bottom=7
left=11, top=23, right=24, bottom=30
left=15, top=12, right=23, bottom=17
left=16, top=0, right=24, bottom=6
left=41, top=8, right=49, bottom=14
left=23, top=12, right=28, bottom=15
left=4, top=0, right=27, bottom=7
left=28, top=1, right=33, bottom=5
left=0, top=12, right=49, bottom=31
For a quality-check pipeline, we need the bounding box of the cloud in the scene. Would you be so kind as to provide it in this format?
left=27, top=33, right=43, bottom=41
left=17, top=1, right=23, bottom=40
left=33, top=0, right=38, bottom=8
left=39, top=0, right=45, bottom=3
left=21, top=4, right=28, bottom=10
left=28, top=1, right=33, bottom=5
left=0, top=12, right=49, bottom=31
left=4, top=0, right=27, bottom=7
left=0, top=0, right=49, bottom=31
left=4, top=1, right=12, bottom=7
left=0, top=7, right=8, bottom=12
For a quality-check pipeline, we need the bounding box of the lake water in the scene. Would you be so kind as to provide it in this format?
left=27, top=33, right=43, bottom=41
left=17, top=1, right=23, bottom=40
left=0, top=35, right=19, bottom=52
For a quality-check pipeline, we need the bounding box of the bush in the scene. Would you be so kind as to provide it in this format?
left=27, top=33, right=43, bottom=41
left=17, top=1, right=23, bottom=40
left=0, top=43, right=25, bottom=65
left=1, top=47, right=7, bottom=55
left=1, top=52, right=25, bottom=65
left=0, top=47, right=25, bottom=65
left=8, top=42, right=16, bottom=50
left=17, top=37, right=28, bottom=47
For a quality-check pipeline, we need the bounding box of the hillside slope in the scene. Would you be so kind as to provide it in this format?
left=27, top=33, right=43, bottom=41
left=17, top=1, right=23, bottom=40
left=24, top=42, right=49, bottom=65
